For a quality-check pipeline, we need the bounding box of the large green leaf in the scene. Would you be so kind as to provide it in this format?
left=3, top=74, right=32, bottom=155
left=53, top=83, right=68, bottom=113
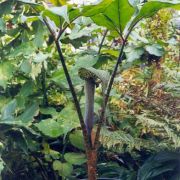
left=82, top=0, right=113, bottom=17
left=104, top=0, right=135, bottom=32
left=58, top=104, right=80, bottom=135
left=74, top=54, right=98, bottom=69
left=83, top=0, right=135, bottom=32
left=130, top=1, right=180, bottom=29
left=69, top=130, right=85, bottom=150
left=53, top=160, right=73, bottom=177
left=64, top=152, right=86, bottom=165
left=35, top=119, right=64, bottom=138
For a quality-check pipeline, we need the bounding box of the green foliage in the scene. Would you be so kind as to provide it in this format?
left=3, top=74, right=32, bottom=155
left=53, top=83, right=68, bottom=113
left=53, top=160, right=73, bottom=177
left=137, top=151, right=180, bottom=180
left=64, top=152, right=86, bottom=165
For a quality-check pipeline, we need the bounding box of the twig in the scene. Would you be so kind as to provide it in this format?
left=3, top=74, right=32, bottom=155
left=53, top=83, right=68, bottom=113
left=43, top=18, right=91, bottom=149
left=98, top=29, right=108, bottom=54
left=94, top=22, right=139, bottom=148
left=41, top=63, right=49, bottom=107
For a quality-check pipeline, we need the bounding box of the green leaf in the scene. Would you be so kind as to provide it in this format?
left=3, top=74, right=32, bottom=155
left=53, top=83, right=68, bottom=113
left=104, top=0, right=135, bottom=32
left=20, top=60, right=32, bottom=74
left=1, top=99, right=17, bottom=121
left=64, top=152, right=86, bottom=165
left=58, top=104, right=80, bottom=135
left=69, top=130, right=85, bottom=150
left=51, top=68, right=68, bottom=88
left=19, top=81, right=34, bottom=97
left=130, top=1, right=180, bottom=29
left=0, top=62, right=14, bottom=89
left=145, top=44, right=164, bottom=57
left=124, top=46, right=144, bottom=62
left=10, top=42, right=36, bottom=57
left=74, top=54, right=98, bottom=69
left=35, top=119, right=64, bottom=138
left=83, top=0, right=135, bottom=32
left=82, top=0, right=113, bottom=17
left=0, top=0, right=14, bottom=17
left=20, top=15, right=39, bottom=23
left=17, top=103, right=39, bottom=124
left=39, top=107, right=58, bottom=117
left=0, top=18, right=6, bottom=32
left=48, top=5, right=70, bottom=24
left=17, top=0, right=44, bottom=12
left=33, top=22, right=45, bottom=48
left=69, top=24, right=100, bottom=40
left=33, top=52, right=49, bottom=63
left=137, top=152, right=180, bottom=180
left=53, top=161, right=73, bottom=177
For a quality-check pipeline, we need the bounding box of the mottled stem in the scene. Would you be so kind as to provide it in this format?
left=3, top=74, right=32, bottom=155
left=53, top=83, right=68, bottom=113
left=84, top=80, right=95, bottom=144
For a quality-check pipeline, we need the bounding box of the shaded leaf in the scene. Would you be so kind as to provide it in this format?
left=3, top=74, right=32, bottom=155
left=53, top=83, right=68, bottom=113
left=17, top=103, right=39, bottom=124
left=64, top=152, right=86, bottom=165
left=53, top=161, right=73, bottom=177
left=69, top=130, right=85, bottom=150
left=1, top=99, right=17, bottom=121
left=145, top=44, right=164, bottom=56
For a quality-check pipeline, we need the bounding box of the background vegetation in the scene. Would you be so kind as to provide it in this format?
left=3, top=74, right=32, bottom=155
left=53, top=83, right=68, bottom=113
left=0, top=0, right=179, bottom=179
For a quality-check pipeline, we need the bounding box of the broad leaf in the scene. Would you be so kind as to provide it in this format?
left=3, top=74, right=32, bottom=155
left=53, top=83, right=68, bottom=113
left=64, top=153, right=86, bottom=165
left=58, top=104, right=80, bottom=135
left=74, top=54, right=98, bottom=69
left=69, top=130, right=85, bottom=150
left=35, top=119, right=64, bottom=138
left=83, top=0, right=135, bottom=32
left=53, top=161, right=73, bottom=177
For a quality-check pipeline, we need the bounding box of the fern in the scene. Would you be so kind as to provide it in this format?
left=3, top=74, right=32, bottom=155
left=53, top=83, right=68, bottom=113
left=136, top=111, right=180, bottom=149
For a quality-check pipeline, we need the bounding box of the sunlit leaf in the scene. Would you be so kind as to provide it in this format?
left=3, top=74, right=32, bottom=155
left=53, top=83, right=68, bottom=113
left=35, top=119, right=64, bottom=138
